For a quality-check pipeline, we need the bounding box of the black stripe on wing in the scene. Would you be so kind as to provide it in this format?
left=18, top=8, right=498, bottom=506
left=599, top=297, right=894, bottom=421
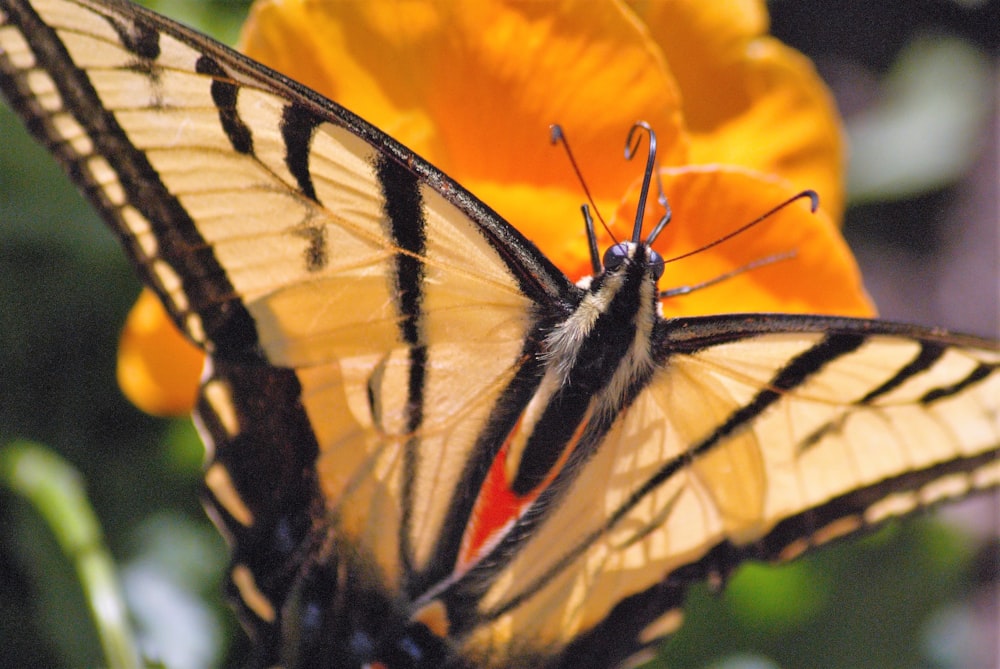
left=921, top=363, right=995, bottom=403
left=376, top=154, right=429, bottom=580
left=198, top=55, right=255, bottom=155
left=0, top=1, right=261, bottom=356
left=552, top=446, right=998, bottom=669
left=689, top=332, right=866, bottom=458
left=281, top=104, right=321, bottom=202
left=858, top=341, right=946, bottom=403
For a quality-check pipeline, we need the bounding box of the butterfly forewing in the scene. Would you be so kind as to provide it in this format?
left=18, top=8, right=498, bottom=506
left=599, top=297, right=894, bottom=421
left=0, top=0, right=572, bottom=654
left=1, top=0, right=566, bottom=564
left=2, top=1, right=998, bottom=668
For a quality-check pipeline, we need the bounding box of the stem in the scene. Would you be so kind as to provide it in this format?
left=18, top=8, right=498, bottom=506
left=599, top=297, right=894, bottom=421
left=0, top=441, right=142, bottom=669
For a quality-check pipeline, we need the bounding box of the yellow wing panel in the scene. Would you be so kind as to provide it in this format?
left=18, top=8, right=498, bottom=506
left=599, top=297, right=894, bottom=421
left=464, top=332, right=1000, bottom=660
left=7, top=0, right=544, bottom=590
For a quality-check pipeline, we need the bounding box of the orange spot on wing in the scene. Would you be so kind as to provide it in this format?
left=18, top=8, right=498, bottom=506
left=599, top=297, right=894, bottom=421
left=457, top=436, right=523, bottom=573
left=456, top=404, right=595, bottom=573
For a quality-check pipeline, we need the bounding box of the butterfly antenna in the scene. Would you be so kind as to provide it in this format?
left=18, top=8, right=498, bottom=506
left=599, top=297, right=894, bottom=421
left=645, top=183, right=672, bottom=247
left=581, top=205, right=602, bottom=275
left=550, top=125, right=608, bottom=231
left=662, top=189, right=819, bottom=264
left=659, top=251, right=798, bottom=298
left=641, top=139, right=672, bottom=246
left=623, top=121, right=659, bottom=244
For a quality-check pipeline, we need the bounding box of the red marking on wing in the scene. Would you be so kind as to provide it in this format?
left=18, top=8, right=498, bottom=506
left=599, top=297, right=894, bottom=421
left=456, top=428, right=524, bottom=573
left=455, top=406, right=594, bottom=574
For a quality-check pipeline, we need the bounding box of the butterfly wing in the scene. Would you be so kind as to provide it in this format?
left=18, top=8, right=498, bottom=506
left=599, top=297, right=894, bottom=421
left=0, top=0, right=575, bottom=656
left=453, top=315, right=999, bottom=667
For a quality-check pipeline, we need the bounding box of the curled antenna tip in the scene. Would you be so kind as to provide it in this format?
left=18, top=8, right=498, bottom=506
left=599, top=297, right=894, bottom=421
left=549, top=124, right=565, bottom=145
left=799, top=189, right=820, bottom=213
left=624, top=121, right=654, bottom=160
left=622, top=121, right=658, bottom=244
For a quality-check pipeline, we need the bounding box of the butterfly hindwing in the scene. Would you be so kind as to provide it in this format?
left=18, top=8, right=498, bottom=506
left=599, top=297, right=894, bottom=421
left=456, top=316, right=998, bottom=666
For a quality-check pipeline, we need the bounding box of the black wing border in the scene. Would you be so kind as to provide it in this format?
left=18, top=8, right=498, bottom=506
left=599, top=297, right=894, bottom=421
left=83, top=0, right=574, bottom=308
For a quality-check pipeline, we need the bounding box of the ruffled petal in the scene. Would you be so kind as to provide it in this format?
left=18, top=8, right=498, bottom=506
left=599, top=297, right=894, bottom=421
left=630, top=0, right=846, bottom=221
left=613, top=166, right=873, bottom=318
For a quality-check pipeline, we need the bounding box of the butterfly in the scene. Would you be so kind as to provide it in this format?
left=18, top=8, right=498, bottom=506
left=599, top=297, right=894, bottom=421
left=0, top=1, right=997, bottom=668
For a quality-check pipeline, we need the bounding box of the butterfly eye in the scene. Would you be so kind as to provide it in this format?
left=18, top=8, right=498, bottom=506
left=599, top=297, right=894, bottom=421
left=602, top=243, right=631, bottom=272
left=648, top=248, right=665, bottom=280
left=603, top=242, right=664, bottom=280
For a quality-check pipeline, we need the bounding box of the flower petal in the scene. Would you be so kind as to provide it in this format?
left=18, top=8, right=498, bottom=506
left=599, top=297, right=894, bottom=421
left=613, top=165, right=874, bottom=318
left=240, top=0, right=688, bottom=209
left=630, top=0, right=846, bottom=221
left=465, top=178, right=619, bottom=281
left=117, top=289, right=204, bottom=416
left=117, top=1, right=859, bottom=418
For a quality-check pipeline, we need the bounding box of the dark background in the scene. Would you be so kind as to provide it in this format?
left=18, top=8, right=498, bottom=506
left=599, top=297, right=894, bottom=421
left=0, top=1, right=996, bottom=668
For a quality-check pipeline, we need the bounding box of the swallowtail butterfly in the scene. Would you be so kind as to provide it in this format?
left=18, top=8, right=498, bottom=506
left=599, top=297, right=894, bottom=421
left=1, top=1, right=997, bottom=667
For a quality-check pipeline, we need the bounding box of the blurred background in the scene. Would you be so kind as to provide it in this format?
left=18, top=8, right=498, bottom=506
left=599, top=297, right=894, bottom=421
left=0, top=1, right=996, bottom=668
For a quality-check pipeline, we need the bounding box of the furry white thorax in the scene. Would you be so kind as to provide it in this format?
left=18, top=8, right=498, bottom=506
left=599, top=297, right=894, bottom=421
left=543, top=245, right=662, bottom=418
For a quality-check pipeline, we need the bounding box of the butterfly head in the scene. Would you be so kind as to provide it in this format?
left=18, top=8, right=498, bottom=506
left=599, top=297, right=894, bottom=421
left=602, top=241, right=665, bottom=282
left=567, top=121, right=672, bottom=294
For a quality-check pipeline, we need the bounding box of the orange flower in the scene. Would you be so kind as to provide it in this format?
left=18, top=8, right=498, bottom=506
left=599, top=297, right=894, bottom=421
left=119, top=0, right=873, bottom=416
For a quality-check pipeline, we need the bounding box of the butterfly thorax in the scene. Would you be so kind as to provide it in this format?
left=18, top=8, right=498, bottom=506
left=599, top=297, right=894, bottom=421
left=535, top=239, right=663, bottom=431
left=449, top=240, right=665, bottom=589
